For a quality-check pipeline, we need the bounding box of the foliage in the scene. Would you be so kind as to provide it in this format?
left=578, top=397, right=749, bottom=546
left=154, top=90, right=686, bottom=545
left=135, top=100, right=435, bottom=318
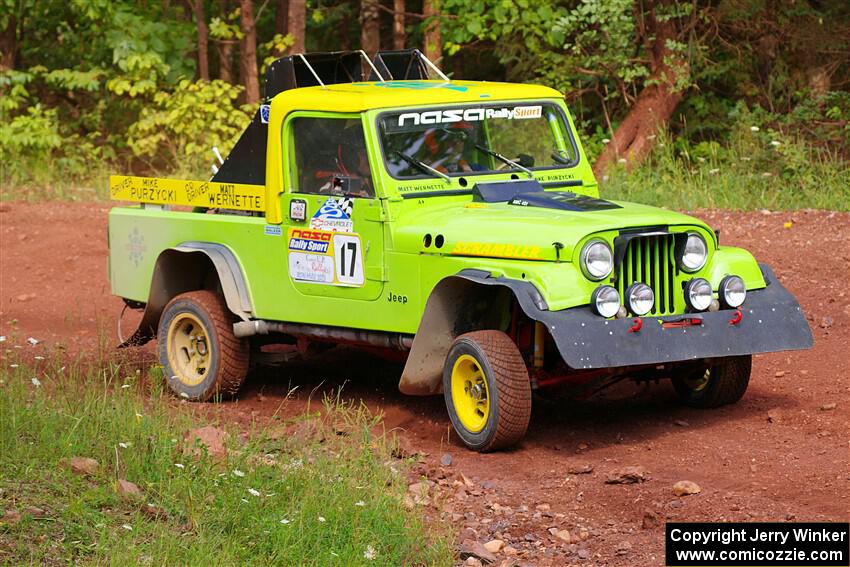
left=0, top=352, right=453, bottom=565
left=600, top=127, right=850, bottom=211
left=0, top=0, right=847, bottom=210
left=127, top=80, right=253, bottom=175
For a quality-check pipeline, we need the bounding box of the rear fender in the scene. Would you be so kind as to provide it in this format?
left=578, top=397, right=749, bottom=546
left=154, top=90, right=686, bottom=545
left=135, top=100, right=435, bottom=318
left=119, top=243, right=253, bottom=347
left=398, top=270, right=546, bottom=395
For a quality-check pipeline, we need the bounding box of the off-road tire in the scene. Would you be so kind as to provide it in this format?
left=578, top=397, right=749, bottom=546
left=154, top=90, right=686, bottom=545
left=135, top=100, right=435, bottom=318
left=672, top=355, right=752, bottom=408
left=443, top=330, right=532, bottom=452
left=157, top=290, right=249, bottom=401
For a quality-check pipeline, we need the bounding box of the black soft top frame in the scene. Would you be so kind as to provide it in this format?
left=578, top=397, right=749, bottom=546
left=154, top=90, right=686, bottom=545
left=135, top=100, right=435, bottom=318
left=212, top=49, right=442, bottom=187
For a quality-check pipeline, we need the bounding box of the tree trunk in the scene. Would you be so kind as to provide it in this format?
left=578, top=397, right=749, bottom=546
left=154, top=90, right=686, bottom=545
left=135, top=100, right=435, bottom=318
left=360, top=0, right=380, bottom=57
left=239, top=0, right=260, bottom=104
left=191, top=0, right=209, bottom=80
left=593, top=0, right=688, bottom=176
left=218, top=42, right=235, bottom=83
left=392, top=0, right=405, bottom=49
left=0, top=14, right=16, bottom=70
left=422, top=0, right=441, bottom=64
left=288, top=0, right=306, bottom=54
left=275, top=0, right=289, bottom=37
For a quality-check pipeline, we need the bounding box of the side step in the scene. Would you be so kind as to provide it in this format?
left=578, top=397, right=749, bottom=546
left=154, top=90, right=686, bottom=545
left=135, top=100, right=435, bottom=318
left=233, top=319, right=413, bottom=350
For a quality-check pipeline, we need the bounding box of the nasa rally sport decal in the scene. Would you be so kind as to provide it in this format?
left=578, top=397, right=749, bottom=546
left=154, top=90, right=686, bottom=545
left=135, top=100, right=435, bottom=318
left=287, top=228, right=364, bottom=287
left=389, top=105, right=542, bottom=132
left=310, top=197, right=354, bottom=232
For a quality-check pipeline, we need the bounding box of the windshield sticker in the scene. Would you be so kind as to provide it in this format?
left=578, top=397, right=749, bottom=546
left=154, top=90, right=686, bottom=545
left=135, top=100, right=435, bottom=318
left=288, top=228, right=365, bottom=287
left=310, top=197, right=354, bottom=232
left=391, top=106, right=542, bottom=132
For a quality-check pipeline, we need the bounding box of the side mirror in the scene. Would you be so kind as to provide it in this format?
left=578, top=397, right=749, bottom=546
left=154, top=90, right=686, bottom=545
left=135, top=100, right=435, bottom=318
left=517, top=153, right=535, bottom=168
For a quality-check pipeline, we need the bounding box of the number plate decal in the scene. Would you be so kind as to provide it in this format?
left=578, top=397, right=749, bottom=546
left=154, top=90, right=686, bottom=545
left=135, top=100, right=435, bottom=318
left=287, top=228, right=364, bottom=287
left=332, top=233, right=365, bottom=286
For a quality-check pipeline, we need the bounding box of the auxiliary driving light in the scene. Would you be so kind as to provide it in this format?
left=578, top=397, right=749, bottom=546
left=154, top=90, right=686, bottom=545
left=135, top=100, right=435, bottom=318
left=719, top=275, right=746, bottom=309
left=625, top=282, right=654, bottom=316
left=685, top=278, right=713, bottom=311
left=591, top=285, right=621, bottom=318
left=679, top=233, right=708, bottom=272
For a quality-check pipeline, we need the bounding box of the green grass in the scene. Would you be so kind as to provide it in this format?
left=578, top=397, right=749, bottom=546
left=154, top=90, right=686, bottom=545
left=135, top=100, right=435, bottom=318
left=0, top=351, right=452, bottom=565
left=599, top=131, right=850, bottom=211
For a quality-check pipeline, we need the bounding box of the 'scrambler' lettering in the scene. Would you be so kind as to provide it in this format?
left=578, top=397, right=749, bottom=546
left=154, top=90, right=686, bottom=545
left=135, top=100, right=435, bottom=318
left=451, top=241, right=542, bottom=260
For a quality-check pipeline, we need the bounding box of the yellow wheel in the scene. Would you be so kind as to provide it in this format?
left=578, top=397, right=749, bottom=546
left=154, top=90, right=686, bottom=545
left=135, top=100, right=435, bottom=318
left=157, top=291, right=249, bottom=401
left=450, top=354, right=491, bottom=433
left=681, top=368, right=710, bottom=393
left=442, top=331, right=531, bottom=452
left=166, top=313, right=212, bottom=387
left=672, top=356, right=751, bottom=408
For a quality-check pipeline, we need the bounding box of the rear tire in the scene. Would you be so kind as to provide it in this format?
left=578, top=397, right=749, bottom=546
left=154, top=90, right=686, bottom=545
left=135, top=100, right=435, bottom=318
left=443, top=331, right=532, bottom=452
left=157, top=290, right=249, bottom=401
left=672, top=355, right=751, bottom=408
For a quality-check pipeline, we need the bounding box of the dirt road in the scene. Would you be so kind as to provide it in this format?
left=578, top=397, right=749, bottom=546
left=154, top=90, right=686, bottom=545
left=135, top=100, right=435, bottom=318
left=1, top=202, right=848, bottom=566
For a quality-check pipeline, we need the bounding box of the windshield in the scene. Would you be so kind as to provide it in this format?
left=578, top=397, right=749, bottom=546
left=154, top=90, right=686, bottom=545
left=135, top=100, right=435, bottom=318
left=378, top=103, right=576, bottom=179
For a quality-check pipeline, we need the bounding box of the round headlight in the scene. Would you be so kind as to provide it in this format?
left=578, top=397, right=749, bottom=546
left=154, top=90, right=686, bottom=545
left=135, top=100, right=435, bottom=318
left=680, top=233, right=708, bottom=272
left=625, top=282, right=654, bottom=316
left=719, top=275, right=746, bottom=308
left=580, top=240, right=613, bottom=281
left=685, top=278, right=713, bottom=311
left=591, top=285, right=621, bottom=318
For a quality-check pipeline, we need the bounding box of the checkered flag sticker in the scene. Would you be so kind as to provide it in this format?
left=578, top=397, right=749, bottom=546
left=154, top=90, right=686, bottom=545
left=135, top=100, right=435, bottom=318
left=335, top=197, right=354, bottom=217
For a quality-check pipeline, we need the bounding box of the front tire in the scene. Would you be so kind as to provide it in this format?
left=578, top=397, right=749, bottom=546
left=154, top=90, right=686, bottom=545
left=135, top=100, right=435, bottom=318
left=443, top=331, right=532, bottom=452
left=157, top=291, right=249, bottom=401
left=672, top=355, right=752, bottom=408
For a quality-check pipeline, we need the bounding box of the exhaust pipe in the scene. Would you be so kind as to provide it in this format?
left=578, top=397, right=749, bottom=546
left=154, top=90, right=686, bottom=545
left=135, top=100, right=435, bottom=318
left=233, top=320, right=413, bottom=350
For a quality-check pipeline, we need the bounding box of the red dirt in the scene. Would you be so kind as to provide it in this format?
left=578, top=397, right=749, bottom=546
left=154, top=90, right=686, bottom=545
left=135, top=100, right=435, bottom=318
left=1, top=202, right=848, bottom=566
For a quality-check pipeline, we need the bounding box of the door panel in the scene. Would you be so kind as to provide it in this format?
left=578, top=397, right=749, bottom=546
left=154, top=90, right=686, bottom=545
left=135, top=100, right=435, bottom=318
left=282, top=192, right=385, bottom=301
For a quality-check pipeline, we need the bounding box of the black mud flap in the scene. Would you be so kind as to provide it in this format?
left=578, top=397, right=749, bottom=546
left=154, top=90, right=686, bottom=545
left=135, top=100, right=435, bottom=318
left=459, top=264, right=813, bottom=370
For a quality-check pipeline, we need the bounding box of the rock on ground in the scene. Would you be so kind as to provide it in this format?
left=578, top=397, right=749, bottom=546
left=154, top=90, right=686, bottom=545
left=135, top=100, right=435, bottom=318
left=61, top=456, right=100, bottom=476
left=458, top=541, right=497, bottom=565
left=117, top=479, right=143, bottom=499
left=672, top=480, right=702, bottom=497
left=605, top=466, right=649, bottom=484
left=185, top=425, right=229, bottom=458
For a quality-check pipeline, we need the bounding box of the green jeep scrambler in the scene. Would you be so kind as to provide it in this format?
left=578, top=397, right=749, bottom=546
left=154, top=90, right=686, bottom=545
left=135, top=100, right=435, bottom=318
left=108, top=50, right=813, bottom=451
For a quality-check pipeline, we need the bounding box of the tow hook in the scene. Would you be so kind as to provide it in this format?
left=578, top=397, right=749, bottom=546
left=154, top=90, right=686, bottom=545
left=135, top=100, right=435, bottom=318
left=729, top=309, right=743, bottom=326
left=628, top=318, right=643, bottom=333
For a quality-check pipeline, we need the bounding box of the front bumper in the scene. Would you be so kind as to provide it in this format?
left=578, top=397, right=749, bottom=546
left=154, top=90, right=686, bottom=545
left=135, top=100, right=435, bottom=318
left=532, top=264, right=813, bottom=369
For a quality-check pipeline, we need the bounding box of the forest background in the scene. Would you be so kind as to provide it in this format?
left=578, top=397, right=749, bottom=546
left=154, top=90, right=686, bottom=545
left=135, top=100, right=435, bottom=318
left=1, top=0, right=848, bottom=210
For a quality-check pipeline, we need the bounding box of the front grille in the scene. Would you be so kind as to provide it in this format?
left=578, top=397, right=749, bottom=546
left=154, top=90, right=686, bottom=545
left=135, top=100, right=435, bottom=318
left=616, top=234, right=677, bottom=315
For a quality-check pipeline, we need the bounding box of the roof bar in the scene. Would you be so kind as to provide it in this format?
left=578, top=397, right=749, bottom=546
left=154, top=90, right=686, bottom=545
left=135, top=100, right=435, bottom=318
left=358, top=50, right=387, bottom=82
left=297, top=53, right=326, bottom=88
left=418, top=52, right=450, bottom=82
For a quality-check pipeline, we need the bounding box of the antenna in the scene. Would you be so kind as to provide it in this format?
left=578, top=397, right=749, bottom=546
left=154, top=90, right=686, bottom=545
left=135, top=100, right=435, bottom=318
left=358, top=50, right=387, bottom=81
left=419, top=51, right=450, bottom=82
left=297, top=54, right=326, bottom=88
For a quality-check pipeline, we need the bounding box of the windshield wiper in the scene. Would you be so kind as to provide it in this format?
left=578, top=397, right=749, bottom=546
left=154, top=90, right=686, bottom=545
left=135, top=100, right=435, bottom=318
left=394, top=151, right=450, bottom=184
left=475, top=144, right=533, bottom=178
